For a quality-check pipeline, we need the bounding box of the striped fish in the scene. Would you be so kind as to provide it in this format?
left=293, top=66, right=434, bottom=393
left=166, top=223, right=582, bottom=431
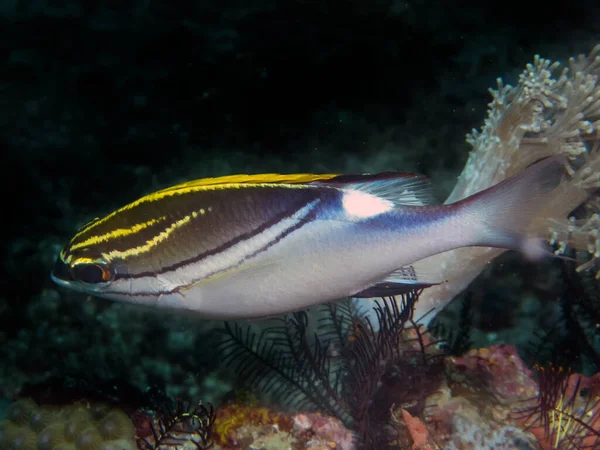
left=51, top=157, right=563, bottom=319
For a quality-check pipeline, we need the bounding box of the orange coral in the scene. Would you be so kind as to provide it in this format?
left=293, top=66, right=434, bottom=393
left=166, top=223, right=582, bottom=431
left=401, top=409, right=437, bottom=450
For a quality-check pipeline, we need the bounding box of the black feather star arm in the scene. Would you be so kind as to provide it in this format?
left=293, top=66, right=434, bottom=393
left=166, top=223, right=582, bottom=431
left=524, top=270, right=600, bottom=373
left=563, top=266, right=600, bottom=371
left=136, top=399, right=216, bottom=450
left=428, top=292, right=473, bottom=357
left=220, top=311, right=350, bottom=422
left=318, top=298, right=364, bottom=349
left=344, top=293, right=425, bottom=447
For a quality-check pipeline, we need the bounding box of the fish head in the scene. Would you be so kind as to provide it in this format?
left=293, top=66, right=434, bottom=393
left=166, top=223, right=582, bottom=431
left=51, top=239, right=119, bottom=296
left=51, top=235, right=182, bottom=308
left=50, top=212, right=168, bottom=304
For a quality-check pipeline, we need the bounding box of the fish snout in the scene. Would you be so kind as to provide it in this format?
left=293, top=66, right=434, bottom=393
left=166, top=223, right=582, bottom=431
left=51, top=256, right=74, bottom=287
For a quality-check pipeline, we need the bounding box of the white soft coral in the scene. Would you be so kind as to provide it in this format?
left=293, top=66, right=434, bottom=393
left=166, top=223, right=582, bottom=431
left=414, top=45, right=600, bottom=324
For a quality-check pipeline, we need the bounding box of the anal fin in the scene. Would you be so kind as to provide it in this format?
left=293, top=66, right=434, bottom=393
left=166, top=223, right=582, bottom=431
left=352, top=260, right=444, bottom=298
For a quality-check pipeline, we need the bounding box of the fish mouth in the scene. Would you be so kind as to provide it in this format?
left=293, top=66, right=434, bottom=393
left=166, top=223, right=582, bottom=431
left=50, top=257, right=74, bottom=288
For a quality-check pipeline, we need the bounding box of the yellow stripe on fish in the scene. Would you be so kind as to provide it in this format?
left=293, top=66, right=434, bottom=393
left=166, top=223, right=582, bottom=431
left=104, top=207, right=212, bottom=260
left=154, top=173, right=341, bottom=192
left=74, top=173, right=340, bottom=239
left=68, top=216, right=169, bottom=252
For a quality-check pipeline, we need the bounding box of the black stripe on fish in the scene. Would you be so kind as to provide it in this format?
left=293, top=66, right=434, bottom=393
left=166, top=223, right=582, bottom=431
left=116, top=197, right=322, bottom=281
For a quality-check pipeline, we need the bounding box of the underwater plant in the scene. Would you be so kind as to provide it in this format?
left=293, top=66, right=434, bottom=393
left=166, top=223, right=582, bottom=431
left=220, top=290, right=445, bottom=448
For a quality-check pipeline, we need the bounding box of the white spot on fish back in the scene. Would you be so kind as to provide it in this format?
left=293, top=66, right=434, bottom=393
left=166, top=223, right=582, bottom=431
left=342, top=190, right=394, bottom=218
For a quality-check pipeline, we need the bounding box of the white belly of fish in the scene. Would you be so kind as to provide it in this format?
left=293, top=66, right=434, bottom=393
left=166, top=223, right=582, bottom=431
left=156, top=218, right=443, bottom=319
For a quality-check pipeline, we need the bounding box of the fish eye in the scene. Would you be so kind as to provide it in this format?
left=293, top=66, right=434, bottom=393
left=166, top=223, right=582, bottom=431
left=71, top=260, right=114, bottom=284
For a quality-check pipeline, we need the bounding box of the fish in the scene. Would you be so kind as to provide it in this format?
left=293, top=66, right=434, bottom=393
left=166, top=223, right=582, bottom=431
left=51, top=156, right=564, bottom=319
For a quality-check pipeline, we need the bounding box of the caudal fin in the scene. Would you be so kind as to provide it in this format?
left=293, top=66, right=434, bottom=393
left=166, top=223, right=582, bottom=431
left=456, top=155, right=567, bottom=260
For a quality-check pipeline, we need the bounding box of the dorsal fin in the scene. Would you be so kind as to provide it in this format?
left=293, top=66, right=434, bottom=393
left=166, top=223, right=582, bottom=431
left=312, top=172, right=434, bottom=206
left=155, top=173, right=341, bottom=195
left=155, top=172, right=433, bottom=206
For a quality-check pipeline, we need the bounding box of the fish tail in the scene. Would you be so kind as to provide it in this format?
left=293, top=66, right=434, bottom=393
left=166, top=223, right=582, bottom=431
left=455, top=155, right=566, bottom=260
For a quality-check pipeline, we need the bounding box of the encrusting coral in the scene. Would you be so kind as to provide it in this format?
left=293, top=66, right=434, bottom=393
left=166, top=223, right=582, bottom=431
left=214, top=341, right=600, bottom=449
left=0, top=398, right=136, bottom=450
left=213, top=403, right=292, bottom=447
left=206, top=401, right=356, bottom=450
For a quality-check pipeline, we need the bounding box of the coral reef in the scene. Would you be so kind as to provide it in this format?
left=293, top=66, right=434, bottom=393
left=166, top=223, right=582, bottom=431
left=3, top=339, right=596, bottom=450
left=213, top=341, right=593, bottom=449
left=179, top=401, right=357, bottom=450
left=292, top=412, right=355, bottom=450
left=0, top=397, right=136, bottom=449
left=212, top=403, right=291, bottom=448
left=382, top=344, right=600, bottom=449
left=449, top=345, right=539, bottom=405
left=217, top=294, right=600, bottom=449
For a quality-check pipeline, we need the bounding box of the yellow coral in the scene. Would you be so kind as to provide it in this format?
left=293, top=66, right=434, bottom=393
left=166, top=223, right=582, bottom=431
left=98, top=410, right=134, bottom=441
left=214, top=404, right=292, bottom=445
left=0, top=398, right=137, bottom=450
left=87, top=404, right=110, bottom=422
left=0, top=421, right=37, bottom=449
left=37, top=423, right=67, bottom=449
left=75, top=426, right=103, bottom=450
left=4, top=399, right=38, bottom=426
left=64, top=408, right=94, bottom=442
left=98, top=439, right=136, bottom=450
left=30, top=406, right=61, bottom=432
